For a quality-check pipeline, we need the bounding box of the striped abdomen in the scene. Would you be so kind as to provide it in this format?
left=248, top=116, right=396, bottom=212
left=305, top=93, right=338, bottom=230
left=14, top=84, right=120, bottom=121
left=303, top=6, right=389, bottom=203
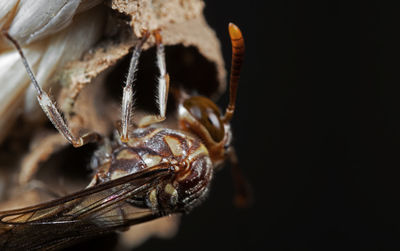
left=96, top=127, right=213, bottom=212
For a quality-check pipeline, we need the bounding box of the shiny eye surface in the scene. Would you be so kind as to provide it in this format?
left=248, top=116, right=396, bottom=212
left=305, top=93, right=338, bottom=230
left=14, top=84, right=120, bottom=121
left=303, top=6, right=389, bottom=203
left=183, top=96, right=224, bottom=142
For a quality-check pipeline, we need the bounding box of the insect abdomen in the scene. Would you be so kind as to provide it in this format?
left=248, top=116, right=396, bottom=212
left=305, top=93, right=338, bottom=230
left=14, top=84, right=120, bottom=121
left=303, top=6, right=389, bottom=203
left=92, top=127, right=214, bottom=212
left=128, top=127, right=214, bottom=211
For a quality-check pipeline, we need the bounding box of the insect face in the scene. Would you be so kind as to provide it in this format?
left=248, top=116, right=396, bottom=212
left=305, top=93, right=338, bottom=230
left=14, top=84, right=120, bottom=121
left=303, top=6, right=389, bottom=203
left=180, top=96, right=224, bottom=142
left=176, top=23, right=244, bottom=165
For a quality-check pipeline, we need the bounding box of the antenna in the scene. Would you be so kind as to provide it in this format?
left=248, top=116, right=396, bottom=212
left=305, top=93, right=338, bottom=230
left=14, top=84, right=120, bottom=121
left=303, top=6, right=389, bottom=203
left=223, top=23, right=245, bottom=123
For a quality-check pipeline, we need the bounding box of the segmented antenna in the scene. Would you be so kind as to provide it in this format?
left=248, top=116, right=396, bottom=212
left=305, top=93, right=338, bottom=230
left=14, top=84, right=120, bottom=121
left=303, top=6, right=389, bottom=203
left=223, top=23, right=245, bottom=123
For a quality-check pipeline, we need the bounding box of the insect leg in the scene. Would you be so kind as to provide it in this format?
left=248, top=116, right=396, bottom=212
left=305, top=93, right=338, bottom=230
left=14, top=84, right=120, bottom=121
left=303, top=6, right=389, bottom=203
left=120, top=31, right=150, bottom=142
left=3, top=32, right=101, bottom=148
left=223, top=23, right=245, bottom=123
left=138, top=30, right=170, bottom=128
left=155, top=30, right=169, bottom=120
left=228, top=148, right=253, bottom=208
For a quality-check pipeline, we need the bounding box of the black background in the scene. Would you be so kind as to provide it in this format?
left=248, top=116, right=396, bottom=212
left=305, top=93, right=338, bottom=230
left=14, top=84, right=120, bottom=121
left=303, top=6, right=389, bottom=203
left=136, top=1, right=400, bottom=250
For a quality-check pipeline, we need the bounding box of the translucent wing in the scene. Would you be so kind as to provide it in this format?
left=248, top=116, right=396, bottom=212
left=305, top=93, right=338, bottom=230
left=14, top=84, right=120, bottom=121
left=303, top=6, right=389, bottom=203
left=0, top=166, right=172, bottom=250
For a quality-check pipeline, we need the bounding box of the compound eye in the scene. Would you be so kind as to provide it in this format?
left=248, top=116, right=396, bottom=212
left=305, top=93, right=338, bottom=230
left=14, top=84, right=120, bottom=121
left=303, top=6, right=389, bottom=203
left=183, top=96, right=225, bottom=142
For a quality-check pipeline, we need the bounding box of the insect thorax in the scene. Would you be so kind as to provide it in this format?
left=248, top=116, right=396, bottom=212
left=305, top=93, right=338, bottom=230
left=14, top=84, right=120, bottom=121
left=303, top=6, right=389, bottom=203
left=93, top=127, right=214, bottom=211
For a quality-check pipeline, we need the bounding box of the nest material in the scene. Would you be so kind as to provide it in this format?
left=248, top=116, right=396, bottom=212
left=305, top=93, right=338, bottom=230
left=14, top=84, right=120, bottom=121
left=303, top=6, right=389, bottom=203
left=59, top=1, right=226, bottom=135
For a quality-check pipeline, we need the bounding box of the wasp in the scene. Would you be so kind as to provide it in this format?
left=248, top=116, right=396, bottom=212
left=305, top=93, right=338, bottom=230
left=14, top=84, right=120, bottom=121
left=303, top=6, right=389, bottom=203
left=0, top=23, right=246, bottom=250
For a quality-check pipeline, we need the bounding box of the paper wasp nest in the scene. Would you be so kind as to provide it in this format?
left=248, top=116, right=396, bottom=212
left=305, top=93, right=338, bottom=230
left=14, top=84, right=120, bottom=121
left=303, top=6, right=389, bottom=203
left=0, top=0, right=225, bottom=248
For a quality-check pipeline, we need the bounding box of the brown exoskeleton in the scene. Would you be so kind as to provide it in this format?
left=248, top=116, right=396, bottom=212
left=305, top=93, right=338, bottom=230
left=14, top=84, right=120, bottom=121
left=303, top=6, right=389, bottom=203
left=0, top=23, right=245, bottom=250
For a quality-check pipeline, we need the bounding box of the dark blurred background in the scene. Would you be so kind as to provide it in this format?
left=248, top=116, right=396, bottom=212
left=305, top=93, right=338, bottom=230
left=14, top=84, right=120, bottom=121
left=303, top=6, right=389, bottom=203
left=136, top=1, right=400, bottom=250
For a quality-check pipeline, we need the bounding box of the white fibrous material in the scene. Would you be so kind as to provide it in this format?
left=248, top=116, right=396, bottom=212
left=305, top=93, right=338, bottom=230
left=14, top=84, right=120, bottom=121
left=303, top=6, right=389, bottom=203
left=0, top=0, right=104, bottom=141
